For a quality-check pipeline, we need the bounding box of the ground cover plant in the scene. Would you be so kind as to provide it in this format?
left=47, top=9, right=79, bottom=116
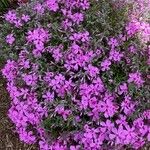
left=0, top=0, right=150, bottom=149
left=0, top=0, right=25, bottom=12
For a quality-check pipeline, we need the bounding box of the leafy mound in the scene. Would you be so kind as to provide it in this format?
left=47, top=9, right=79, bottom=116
left=1, top=0, right=150, bottom=149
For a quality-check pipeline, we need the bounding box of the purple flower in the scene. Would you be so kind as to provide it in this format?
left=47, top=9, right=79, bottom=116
left=20, top=88, right=29, bottom=99
left=80, top=31, right=90, bottom=42
left=118, top=83, right=128, bottom=95
left=69, top=33, right=81, bottom=41
left=52, top=47, right=63, bottom=62
left=21, top=14, right=30, bottom=22
left=121, top=95, right=136, bottom=115
left=99, top=95, right=118, bottom=118
left=126, top=20, right=140, bottom=37
left=71, top=13, right=84, bottom=24
left=101, top=59, right=111, bottom=71
left=39, top=140, right=50, bottom=150
left=133, top=118, right=148, bottom=136
left=19, top=129, right=36, bottom=144
left=128, top=72, right=144, bottom=87
left=116, top=115, right=128, bottom=126
left=2, top=60, right=18, bottom=81
left=2, top=0, right=150, bottom=149
left=27, top=28, right=49, bottom=44
left=92, top=77, right=105, bottom=93
left=109, top=125, right=126, bottom=144
left=84, top=64, right=99, bottom=78
left=46, top=0, right=59, bottom=12
left=34, top=3, right=45, bottom=14
left=23, top=73, right=38, bottom=86
left=128, top=45, right=137, bottom=53
left=108, top=37, right=119, bottom=49
left=14, top=19, right=23, bottom=28
left=6, top=34, right=15, bottom=45
left=109, top=50, right=123, bottom=62
left=55, top=105, right=71, bottom=120
left=124, top=125, right=137, bottom=144
left=18, top=59, right=30, bottom=69
left=89, top=97, right=97, bottom=108
left=100, top=119, right=114, bottom=132
left=147, top=128, right=150, bottom=141
left=61, top=19, right=72, bottom=30
left=81, top=95, right=89, bottom=109
left=70, top=145, right=80, bottom=150
left=42, top=91, right=54, bottom=102
left=79, top=0, right=90, bottom=10
left=5, top=10, right=17, bottom=23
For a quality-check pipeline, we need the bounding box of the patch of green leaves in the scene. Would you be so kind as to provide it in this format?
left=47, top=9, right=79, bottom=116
left=0, top=0, right=10, bottom=13
left=42, top=115, right=78, bottom=139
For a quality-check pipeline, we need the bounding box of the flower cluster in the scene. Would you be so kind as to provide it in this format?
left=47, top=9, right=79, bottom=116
left=1, top=0, right=150, bottom=150
left=5, top=10, right=30, bottom=28
left=27, top=28, right=49, bottom=57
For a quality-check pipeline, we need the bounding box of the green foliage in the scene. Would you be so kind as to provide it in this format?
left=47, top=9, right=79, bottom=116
left=0, top=0, right=10, bottom=12
left=85, top=0, right=129, bottom=39
left=42, top=115, right=77, bottom=139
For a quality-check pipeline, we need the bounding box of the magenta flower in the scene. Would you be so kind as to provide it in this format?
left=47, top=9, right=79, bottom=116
left=18, top=59, right=30, bottom=69
left=6, top=34, right=15, bottom=45
left=118, top=83, right=128, bottom=95
left=2, top=60, right=18, bottom=81
left=34, top=3, right=45, bottom=14
left=19, top=129, right=36, bottom=144
left=20, top=88, right=29, bottom=99
left=79, top=0, right=90, bottom=10
left=42, top=91, right=54, bottom=102
left=27, top=28, right=49, bottom=44
left=46, top=0, right=59, bottom=12
left=100, top=119, right=114, bottom=132
left=81, top=95, right=89, bottom=109
left=126, top=20, right=140, bottom=37
left=14, top=19, right=23, bottom=28
left=121, top=95, right=135, bottom=115
left=101, top=59, right=111, bottom=71
left=61, top=19, right=72, bottom=30
left=80, top=31, right=90, bottom=42
left=55, top=105, right=71, bottom=120
left=21, top=14, right=30, bottom=22
left=23, top=73, right=38, bottom=86
left=116, top=115, right=128, bottom=126
left=69, top=33, right=81, bottom=41
left=69, top=31, right=89, bottom=43
left=5, top=10, right=17, bottom=23
left=71, top=13, right=84, bottom=24
left=52, top=48, right=63, bottom=62
left=99, top=98, right=118, bottom=118
left=84, top=64, right=99, bottom=78
left=70, top=145, right=80, bottom=150
left=89, top=97, right=97, bottom=108
left=109, top=50, right=123, bottom=62
left=147, top=128, right=150, bottom=141
left=109, top=125, right=126, bottom=144
left=124, top=125, right=137, bottom=145
left=128, top=72, right=144, bottom=87
left=39, top=140, right=50, bottom=150
left=108, top=37, right=119, bottom=49
left=128, top=45, right=137, bottom=53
